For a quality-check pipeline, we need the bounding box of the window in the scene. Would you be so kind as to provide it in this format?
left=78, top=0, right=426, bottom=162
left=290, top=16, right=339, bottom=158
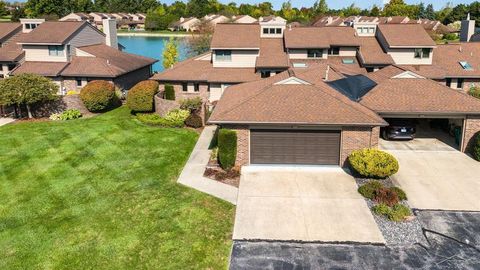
left=276, top=28, right=282, bottom=34
left=414, top=48, right=431, bottom=59
left=182, top=83, right=188, bottom=92
left=194, top=83, right=200, bottom=92
left=368, top=27, right=375, bottom=34
left=269, top=28, right=275, bottom=34
left=263, top=28, right=268, bottom=34
left=446, top=78, right=452, bottom=87
left=328, top=47, right=340, bottom=55
left=76, top=78, right=82, bottom=87
left=48, top=45, right=64, bottom=57
left=460, top=61, right=473, bottom=70
left=457, top=78, right=464, bottom=89
left=25, top=24, right=31, bottom=29
left=215, top=50, right=231, bottom=61
left=261, top=70, right=271, bottom=78
left=307, top=49, right=323, bottom=58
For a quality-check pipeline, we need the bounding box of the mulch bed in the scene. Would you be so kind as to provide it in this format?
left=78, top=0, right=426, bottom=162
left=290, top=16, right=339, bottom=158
left=355, top=177, right=425, bottom=246
left=204, top=166, right=240, bottom=188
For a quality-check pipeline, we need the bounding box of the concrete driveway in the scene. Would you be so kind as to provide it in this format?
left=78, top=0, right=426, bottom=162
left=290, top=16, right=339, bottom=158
left=233, top=167, right=384, bottom=243
left=389, top=150, right=480, bottom=211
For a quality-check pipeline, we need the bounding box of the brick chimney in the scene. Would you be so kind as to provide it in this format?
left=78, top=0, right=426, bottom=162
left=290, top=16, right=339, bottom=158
left=460, top=13, right=475, bottom=42
left=103, top=19, right=118, bottom=49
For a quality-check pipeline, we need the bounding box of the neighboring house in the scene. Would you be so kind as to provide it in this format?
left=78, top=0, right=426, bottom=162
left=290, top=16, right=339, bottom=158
left=0, top=22, right=23, bottom=78
left=232, top=15, right=257, bottom=24
left=89, top=12, right=115, bottom=29
left=59, top=12, right=94, bottom=23
left=204, top=14, right=229, bottom=26
left=169, top=17, right=201, bottom=32
left=3, top=19, right=156, bottom=91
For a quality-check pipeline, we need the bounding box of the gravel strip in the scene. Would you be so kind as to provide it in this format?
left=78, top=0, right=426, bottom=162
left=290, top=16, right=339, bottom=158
left=355, top=178, right=425, bottom=247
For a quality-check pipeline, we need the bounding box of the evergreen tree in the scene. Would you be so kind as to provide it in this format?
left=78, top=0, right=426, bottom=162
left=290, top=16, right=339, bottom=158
left=425, top=4, right=435, bottom=20
left=311, top=0, right=328, bottom=17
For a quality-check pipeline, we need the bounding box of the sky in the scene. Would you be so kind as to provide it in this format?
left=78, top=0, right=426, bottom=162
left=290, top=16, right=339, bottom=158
left=161, top=0, right=478, bottom=10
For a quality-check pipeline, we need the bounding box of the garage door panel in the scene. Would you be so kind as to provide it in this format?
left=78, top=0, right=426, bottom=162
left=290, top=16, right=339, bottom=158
left=251, top=130, right=340, bottom=165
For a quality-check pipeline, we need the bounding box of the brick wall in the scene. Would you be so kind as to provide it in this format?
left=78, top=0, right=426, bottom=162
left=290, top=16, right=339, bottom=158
left=462, top=116, right=480, bottom=153
left=158, top=82, right=209, bottom=102
left=340, top=126, right=378, bottom=167
left=222, top=124, right=249, bottom=167
left=154, top=94, right=180, bottom=116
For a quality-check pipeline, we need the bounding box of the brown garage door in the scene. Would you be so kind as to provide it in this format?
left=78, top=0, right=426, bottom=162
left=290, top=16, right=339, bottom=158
left=250, top=129, right=341, bottom=165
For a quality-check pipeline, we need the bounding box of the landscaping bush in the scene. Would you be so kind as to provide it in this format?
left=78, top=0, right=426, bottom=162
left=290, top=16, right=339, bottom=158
left=374, top=187, right=400, bottom=207
left=469, top=86, right=480, bottom=99
left=349, top=148, right=399, bottom=178
left=180, top=97, right=203, bottom=113
left=164, top=109, right=190, bottom=127
left=473, top=133, right=480, bottom=161
left=388, top=204, right=411, bottom=222
left=372, top=203, right=411, bottom=222
left=185, top=113, right=203, bottom=128
left=80, top=80, right=117, bottom=112
left=358, top=180, right=384, bottom=199
left=444, top=33, right=458, bottom=41
left=218, top=129, right=237, bottom=170
left=126, top=80, right=159, bottom=112
left=390, top=187, right=407, bottom=201
left=50, top=109, right=82, bottom=121
left=164, top=84, right=175, bottom=100
left=137, top=109, right=189, bottom=128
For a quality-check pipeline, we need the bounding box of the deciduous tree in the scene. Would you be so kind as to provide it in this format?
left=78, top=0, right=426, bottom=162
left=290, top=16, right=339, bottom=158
left=163, top=37, right=179, bottom=69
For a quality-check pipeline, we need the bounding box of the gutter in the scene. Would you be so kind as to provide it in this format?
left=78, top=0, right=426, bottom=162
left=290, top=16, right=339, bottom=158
left=207, top=120, right=388, bottom=127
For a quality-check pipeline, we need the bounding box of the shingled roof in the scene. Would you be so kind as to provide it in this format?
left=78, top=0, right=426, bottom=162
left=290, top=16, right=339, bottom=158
left=0, top=23, right=21, bottom=43
left=357, top=37, right=394, bottom=65
left=17, top=21, right=102, bottom=44
left=255, top=38, right=289, bottom=68
left=284, top=27, right=360, bottom=49
left=377, top=24, right=436, bottom=48
left=210, top=24, right=260, bottom=49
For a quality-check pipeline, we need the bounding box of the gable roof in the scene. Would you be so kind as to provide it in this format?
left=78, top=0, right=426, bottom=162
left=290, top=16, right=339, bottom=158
left=61, top=44, right=157, bottom=77
left=357, top=37, right=394, bottom=65
left=209, top=70, right=385, bottom=126
left=360, top=78, right=480, bottom=114
left=255, top=38, right=289, bottom=68
left=17, top=21, right=102, bottom=45
left=210, top=24, right=260, bottom=49
left=377, top=24, right=436, bottom=48
left=284, top=27, right=360, bottom=49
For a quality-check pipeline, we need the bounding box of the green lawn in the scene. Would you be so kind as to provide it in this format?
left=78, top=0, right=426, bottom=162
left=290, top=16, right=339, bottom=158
left=0, top=107, right=234, bottom=269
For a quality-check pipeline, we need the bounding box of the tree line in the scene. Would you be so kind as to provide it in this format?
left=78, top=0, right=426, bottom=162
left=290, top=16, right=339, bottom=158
left=3, top=0, right=480, bottom=28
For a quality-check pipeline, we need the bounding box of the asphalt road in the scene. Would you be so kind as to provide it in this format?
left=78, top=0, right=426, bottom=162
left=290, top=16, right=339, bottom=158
left=230, top=211, right=480, bottom=270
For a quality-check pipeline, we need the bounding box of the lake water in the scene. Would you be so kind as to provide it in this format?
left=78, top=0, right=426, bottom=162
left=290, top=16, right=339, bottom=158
left=118, top=36, right=190, bottom=72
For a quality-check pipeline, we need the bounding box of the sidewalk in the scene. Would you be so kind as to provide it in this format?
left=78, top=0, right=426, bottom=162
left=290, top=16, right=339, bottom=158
left=0, top=118, right=15, bottom=127
left=177, top=125, right=238, bottom=205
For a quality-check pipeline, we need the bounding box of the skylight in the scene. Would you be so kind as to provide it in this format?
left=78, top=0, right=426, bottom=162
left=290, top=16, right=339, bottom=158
left=342, top=59, right=355, bottom=64
left=293, top=63, right=307, bottom=68
left=460, top=61, right=473, bottom=70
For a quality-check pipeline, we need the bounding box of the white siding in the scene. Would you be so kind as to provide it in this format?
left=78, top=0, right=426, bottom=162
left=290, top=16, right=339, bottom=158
left=288, top=49, right=327, bottom=59
left=212, top=50, right=259, bottom=68
left=208, top=83, right=231, bottom=102
left=75, top=48, right=95, bottom=57
left=24, top=45, right=68, bottom=62
left=67, top=25, right=105, bottom=56
left=338, top=47, right=357, bottom=56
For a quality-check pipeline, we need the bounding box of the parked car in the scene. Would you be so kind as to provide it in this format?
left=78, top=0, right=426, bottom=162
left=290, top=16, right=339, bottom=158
left=381, top=119, right=416, bottom=140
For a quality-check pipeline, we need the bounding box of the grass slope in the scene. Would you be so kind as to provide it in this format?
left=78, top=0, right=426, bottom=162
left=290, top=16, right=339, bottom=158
left=0, top=107, right=234, bottom=269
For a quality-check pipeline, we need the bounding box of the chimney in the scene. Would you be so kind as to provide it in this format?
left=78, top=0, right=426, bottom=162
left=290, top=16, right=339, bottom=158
left=179, top=17, right=185, bottom=23
left=103, top=19, right=118, bottom=49
left=460, top=13, right=475, bottom=42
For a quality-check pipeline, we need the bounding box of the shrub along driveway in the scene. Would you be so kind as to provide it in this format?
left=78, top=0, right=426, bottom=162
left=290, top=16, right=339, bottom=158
left=233, top=167, right=384, bottom=243
left=388, top=150, right=480, bottom=211
left=0, top=107, right=234, bottom=269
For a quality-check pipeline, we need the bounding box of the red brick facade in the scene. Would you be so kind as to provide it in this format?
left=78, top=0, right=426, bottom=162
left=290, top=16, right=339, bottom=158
left=462, top=116, right=480, bottom=153
left=340, top=126, right=380, bottom=166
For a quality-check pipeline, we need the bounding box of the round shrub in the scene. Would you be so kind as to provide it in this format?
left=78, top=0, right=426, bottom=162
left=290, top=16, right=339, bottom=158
left=80, top=80, right=116, bottom=112
left=164, top=84, right=175, bottom=100
left=390, top=187, right=407, bottom=201
left=218, top=129, right=237, bottom=170
left=372, top=203, right=391, bottom=216
left=126, top=80, right=159, bottom=112
left=349, top=148, right=399, bottom=178
left=358, top=180, right=384, bottom=199
left=388, top=204, right=411, bottom=222
left=185, top=114, right=203, bottom=128
left=473, top=133, right=480, bottom=161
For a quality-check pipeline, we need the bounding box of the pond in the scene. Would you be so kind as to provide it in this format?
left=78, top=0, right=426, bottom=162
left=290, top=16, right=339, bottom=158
left=118, top=36, right=191, bottom=72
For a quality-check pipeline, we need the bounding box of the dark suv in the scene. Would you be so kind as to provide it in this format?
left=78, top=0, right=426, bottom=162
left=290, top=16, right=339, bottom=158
left=381, top=119, right=416, bottom=140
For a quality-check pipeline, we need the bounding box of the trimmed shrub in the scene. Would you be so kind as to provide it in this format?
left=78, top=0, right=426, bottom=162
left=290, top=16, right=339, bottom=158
left=126, top=80, right=159, bottom=112
left=372, top=203, right=391, bottom=216
left=388, top=204, right=411, bottom=222
left=49, top=109, right=82, bottom=121
left=180, top=97, right=203, bottom=113
left=164, top=84, right=175, bottom=100
left=358, top=180, right=384, bottom=199
left=137, top=109, right=189, bottom=128
left=80, top=80, right=117, bottom=112
left=390, top=187, right=407, bottom=201
left=164, top=109, right=190, bottom=127
left=374, top=187, right=400, bottom=207
left=349, top=148, right=399, bottom=178
left=218, top=129, right=237, bottom=170
left=185, top=113, right=203, bottom=128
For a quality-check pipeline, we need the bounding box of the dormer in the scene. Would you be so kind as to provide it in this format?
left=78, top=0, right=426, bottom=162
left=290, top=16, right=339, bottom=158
left=19, top=18, right=45, bottom=33
left=259, top=16, right=286, bottom=38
